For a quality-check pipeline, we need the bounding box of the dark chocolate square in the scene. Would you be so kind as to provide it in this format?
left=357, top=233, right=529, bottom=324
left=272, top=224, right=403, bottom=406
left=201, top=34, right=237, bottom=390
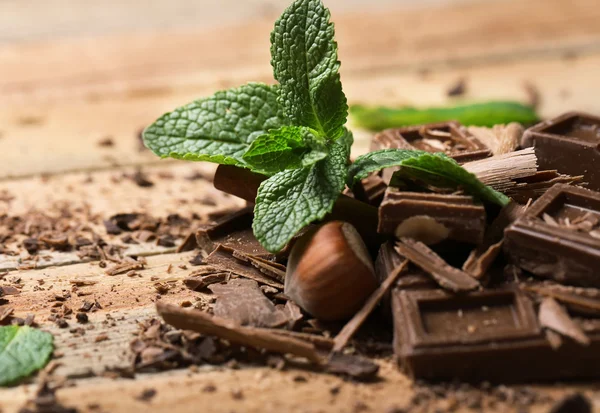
left=504, top=184, right=600, bottom=287
left=522, top=112, right=600, bottom=190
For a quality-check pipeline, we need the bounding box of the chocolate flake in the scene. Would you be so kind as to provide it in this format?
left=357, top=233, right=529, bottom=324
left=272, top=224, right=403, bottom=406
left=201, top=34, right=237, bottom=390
left=209, top=279, right=289, bottom=328
left=395, top=239, right=479, bottom=292
left=538, top=297, right=590, bottom=345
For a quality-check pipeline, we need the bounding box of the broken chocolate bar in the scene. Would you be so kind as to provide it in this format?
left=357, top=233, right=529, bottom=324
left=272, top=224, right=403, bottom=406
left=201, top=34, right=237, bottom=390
left=522, top=111, right=600, bottom=191
left=379, top=189, right=486, bottom=244
left=393, top=288, right=600, bottom=382
left=504, top=184, right=600, bottom=287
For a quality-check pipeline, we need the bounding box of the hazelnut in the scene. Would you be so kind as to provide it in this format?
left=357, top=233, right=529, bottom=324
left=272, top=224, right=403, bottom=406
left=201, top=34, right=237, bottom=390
left=284, top=221, right=378, bottom=321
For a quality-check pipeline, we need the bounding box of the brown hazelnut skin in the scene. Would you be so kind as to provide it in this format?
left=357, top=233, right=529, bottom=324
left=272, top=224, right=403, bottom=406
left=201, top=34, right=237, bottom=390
left=284, top=221, right=378, bottom=321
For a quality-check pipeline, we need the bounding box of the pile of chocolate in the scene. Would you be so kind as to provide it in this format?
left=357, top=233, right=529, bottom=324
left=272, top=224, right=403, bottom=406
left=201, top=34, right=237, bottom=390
left=172, top=111, right=600, bottom=383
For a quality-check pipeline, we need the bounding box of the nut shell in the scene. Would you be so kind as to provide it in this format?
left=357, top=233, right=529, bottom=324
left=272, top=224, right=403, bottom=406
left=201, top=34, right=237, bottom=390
left=285, top=221, right=378, bottom=321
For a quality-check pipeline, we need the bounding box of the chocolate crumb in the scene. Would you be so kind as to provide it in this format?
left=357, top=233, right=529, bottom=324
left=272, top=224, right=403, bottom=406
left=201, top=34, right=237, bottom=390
left=76, top=312, right=89, bottom=324
left=130, top=170, right=154, bottom=188
left=447, top=77, right=466, bottom=97
left=135, top=388, right=157, bottom=403
left=548, top=393, right=592, bottom=413
left=97, top=137, right=114, bottom=147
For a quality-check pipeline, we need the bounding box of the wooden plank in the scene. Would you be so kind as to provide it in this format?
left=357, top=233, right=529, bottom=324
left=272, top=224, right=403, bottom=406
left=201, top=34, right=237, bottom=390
left=0, top=163, right=243, bottom=270
left=1, top=0, right=599, bottom=103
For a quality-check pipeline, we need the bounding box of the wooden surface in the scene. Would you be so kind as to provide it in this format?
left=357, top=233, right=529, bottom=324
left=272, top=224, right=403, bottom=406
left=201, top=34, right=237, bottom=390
left=1, top=0, right=600, bottom=411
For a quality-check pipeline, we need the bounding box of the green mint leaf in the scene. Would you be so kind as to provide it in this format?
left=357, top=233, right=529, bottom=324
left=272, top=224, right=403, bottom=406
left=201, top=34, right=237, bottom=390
left=271, top=0, right=347, bottom=138
left=143, top=82, right=287, bottom=167
left=242, top=126, right=328, bottom=175
left=347, top=149, right=509, bottom=206
left=0, top=326, right=54, bottom=386
left=253, top=129, right=352, bottom=252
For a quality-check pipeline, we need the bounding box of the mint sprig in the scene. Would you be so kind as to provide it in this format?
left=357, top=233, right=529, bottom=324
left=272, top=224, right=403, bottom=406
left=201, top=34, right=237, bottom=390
left=143, top=0, right=511, bottom=252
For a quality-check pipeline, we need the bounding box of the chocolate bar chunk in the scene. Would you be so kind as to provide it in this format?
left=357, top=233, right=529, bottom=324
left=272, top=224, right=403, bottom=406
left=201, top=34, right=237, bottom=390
left=352, top=174, right=387, bottom=206
left=522, top=111, right=600, bottom=191
left=371, top=121, right=491, bottom=163
left=392, top=288, right=600, bottom=382
left=379, top=189, right=486, bottom=244
left=504, top=184, right=600, bottom=287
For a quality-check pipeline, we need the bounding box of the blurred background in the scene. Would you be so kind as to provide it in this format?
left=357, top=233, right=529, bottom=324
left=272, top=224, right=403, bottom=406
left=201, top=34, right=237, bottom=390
left=1, top=0, right=599, bottom=178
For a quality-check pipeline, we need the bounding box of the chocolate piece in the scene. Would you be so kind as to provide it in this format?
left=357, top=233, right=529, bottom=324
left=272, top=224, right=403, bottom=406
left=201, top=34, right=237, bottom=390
left=204, top=245, right=284, bottom=289
left=505, top=184, right=600, bottom=287
left=375, top=242, right=436, bottom=317
left=379, top=190, right=486, bottom=244
left=395, top=239, right=479, bottom=292
left=196, top=206, right=277, bottom=260
left=506, top=170, right=584, bottom=203
left=522, top=284, right=600, bottom=316
left=325, top=353, right=379, bottom=380
left=393, top=289, right=600, bottom=381
left=352, top=174, right=387, bottom=206
left=463, top=201, right=525, bottom=279
left=522, top=111, right=600, bottom=190
left=209, top=279, right=289, bottom=328
left=184, top=268, right=228, bottom=291
left=371, top=121, right=491, bottom=163
left=538, top=297, right=590, bottom=345
left=213, top=164, right=266, bottom=203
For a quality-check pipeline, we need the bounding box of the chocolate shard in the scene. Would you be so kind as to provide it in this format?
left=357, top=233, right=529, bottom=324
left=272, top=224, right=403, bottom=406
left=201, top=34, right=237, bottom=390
left=463, top=201, right=525, bottom=279
left=213, top=164, right=266, bottom=203
left=156, top=302, right=323, bottom=364
left=505, top=184, right=600, bottom=287
left=538, top=297, right=590, bottom=346
left=352, top=174, right=387, bottom=206
left=379, top=189, right=486, bottom=245
left=195, top=206, right=284, bottom=261
left=371, top=121, right=491, bottom=183
left=374, top=242, right=435, bottom=318
left=392, top=288, right=600, bottom=382
left=184, top=268, right=228, bottom=291
left=325, top=353, right=379, bottom=380
left=395, top=239, right=479, bottom=292
left=522, top=111, right=600, bottom=191
left=209, top=279, right=289, bottom=328
left=521, top=283, right=600, bottom=316
left=204, top=245, right=284, bottom=289
left=466, top=123, right=523, bottom=155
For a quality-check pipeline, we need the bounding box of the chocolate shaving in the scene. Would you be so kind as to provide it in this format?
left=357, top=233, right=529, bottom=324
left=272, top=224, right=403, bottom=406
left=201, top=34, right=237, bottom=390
left=104, top=260, right=145, bottom=276
left=523, top=284, right=600, bottom=316
left=395, top=239, right=479, bottom=292
left=204, top=245, right=283, bottom=289
left=208, top=279, right=289, bottom=328
left=156, top=302, right=323, bottom=363
left=538, top=297, right=590, bottom=345
left=333, top=260, right=408, bottom=352
left=325, top=353, right=379, bottom=380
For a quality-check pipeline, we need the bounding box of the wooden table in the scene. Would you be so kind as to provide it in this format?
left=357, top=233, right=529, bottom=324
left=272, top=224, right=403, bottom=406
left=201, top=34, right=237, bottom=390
left=1, top=0, right=600, bottom=411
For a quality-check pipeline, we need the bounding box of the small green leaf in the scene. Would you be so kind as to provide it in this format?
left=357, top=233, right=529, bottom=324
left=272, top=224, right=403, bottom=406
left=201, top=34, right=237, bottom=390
left=253, top=129, right=352, bottom=252
left=242, top=126, right=328, bottom=175
left=0, top=326, right=54, bottom=386
left=143, top=82, right=287, bottom=167
left=270, top=0, right=347, bottom=138
left=347, top=149, right=509, bottom=206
